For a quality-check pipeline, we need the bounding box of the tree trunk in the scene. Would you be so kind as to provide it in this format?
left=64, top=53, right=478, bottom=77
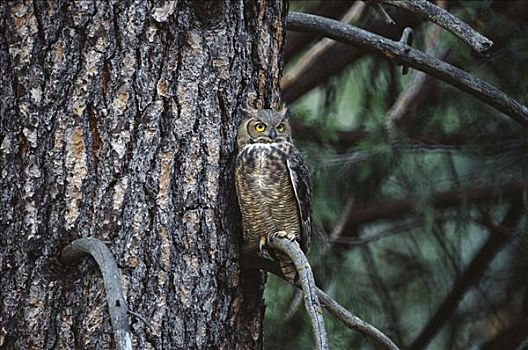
left=0, top=1, right=285, bottom=348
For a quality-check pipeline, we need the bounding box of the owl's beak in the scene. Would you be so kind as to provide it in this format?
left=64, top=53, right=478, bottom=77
left=269, top=128, right=277, bottom=140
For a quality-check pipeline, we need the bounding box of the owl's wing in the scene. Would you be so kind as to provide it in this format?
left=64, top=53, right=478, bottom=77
left=286, top=146, right=312, bottom=253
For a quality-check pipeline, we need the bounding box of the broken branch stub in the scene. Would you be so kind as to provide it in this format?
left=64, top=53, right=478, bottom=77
left=61, top=238, right=132, bottom=350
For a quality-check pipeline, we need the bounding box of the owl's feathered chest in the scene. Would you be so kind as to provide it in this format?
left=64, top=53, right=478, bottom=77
left=237, top=142, right=290, bottom=179
left=235, top=142, right=301, bottom=249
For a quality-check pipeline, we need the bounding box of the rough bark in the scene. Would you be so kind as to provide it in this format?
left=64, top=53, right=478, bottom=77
left=0, top=1, right=285, bottom=349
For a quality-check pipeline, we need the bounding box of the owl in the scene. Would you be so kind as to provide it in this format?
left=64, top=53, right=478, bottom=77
left=235, top=108, right=312, bottom=281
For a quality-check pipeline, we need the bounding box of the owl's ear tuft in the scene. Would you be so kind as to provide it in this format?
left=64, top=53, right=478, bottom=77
left=279, top=103, right=290, bottom=120
left=241, top=107, right=257, bottom=119
left=240, top=108, right=250, bottom=117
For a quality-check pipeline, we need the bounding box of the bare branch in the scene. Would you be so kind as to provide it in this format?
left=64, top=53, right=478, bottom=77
left=387, top=59, right=440, bottom=124
left=284, top=289, right=304, bottom=321
left=61, top=238, right=132, bottom=350
left=397, top=27, right=414, bottom=75
left=409, top=202, right=524, bottom=350
left=330, top=219, right=427, bottom=247
left=375, top=4, right=396, bottom=25
left=283, top=9, right=423, bottom=103
left=388, top=5, right=446, bottom=125
left=338, top=180, right=526, bottom=230
left=285, top=0, right=356, bottom=61
left=240, top=254, right=400, bottom=350
left=293, top=123, right=516, bottom=152
left=361, top=246, right=403, bottom=344
left=381, top=0, right=493, bottom=53
left=282, top=1, right=367, bottom=91
left=266, top=236, right=328, bottom=350
left=286, top=12, right=528, bottom=128
left=316, top=288, right=399, bottom=350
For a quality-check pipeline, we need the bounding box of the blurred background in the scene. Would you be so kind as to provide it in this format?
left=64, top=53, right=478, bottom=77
left=264, top=1, right=528, bottom=348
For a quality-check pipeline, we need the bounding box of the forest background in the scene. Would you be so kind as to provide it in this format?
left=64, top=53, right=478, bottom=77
left=266, top=1, right=528, bottom=349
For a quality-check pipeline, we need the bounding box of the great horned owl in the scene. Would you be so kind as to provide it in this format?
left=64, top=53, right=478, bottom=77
left=235, top=108, right=312, bottom=281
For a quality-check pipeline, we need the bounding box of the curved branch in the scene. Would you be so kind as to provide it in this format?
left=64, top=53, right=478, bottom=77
left=61, top=238, right=132, bottom=350
left=266, top=236, right=328, bottom=350
left=316, top=288, right=399, bottom=350
left=286, top=12, right=528, bottom=128
left=240, top=254, right=400, bottom=350
left=380, top=0, right=493, bottom=53
left=283, top=8, right=423, bottom=103
left=282, top=1, right=366, bottom=91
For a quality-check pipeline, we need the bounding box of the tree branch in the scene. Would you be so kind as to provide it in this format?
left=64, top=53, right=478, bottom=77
left=286, top=12, right=528, bottom=128
left=361, top=246, right=403, bottom=344
left=282, top=1, right=366, bottom=91
left=295, top=120, right=527, bottom=153
left=330, top=218, right=428, bottom=247
left=240, top=254, right=400, bottom=350
left=61, top=238, right=132, bottom=350
left=266, top=236, right=328, bottom=350
left=370, top=2, right=396, bottom=25
left=409, top=201, right=524, bottom=349
left=380, top=0, right=493, bottom=53
left=388, top=3, right=446, bottom=124
left=285, top=0, right=356, bottom=61
left=339, top=180, right=526, bottom=230
left=316, top=288, right=399, bottom=350
left=283, top=8, right=423, bottom=103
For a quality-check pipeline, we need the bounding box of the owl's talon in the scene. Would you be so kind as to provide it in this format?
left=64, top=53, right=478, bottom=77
left=268, top=231, right=296, bottom=244
left=259, top=236, right=267, bottom=253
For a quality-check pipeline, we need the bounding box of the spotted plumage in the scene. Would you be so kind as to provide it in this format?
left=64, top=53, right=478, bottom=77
left=235, top=108, right=312, bottom=280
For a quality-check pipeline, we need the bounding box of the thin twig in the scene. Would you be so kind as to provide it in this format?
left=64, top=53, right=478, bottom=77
left=336, top=180, right=525, bottom=229
left=267, top=236, right=328, bottom=350
left=387, top=17, right=444, bottom=123
left=387, top=2, right=446, bottom=131
left=240, top=254, right=400, bottom=350
left=380, top=0, right=493, bottom=53
left=330, top=196, right=356, bottom=240
left=282, top=1, right=366, bottom=91
left=398, top=27, right=413, bottom=75
left=61, top=238, right=132, bottom=350
left=373, top=3, right=396, bottom=25
left=361, top=246, right=403, bottom=345
left=286, top=12, right=528, bottom=128
left=284, top=289, right=304, bottom=321
left=409, top=202, right=523, bottom=350
left=316, top=288, right=399, bottom=350
left=285, top=1, right=356, bottom=61
left=128, top=310, right=153, bottom=330
left=330, top=219, right=426, bottom=247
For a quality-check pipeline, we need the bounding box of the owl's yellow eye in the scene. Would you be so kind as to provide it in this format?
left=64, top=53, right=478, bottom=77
left=255, top=123, right=266, bottom=132
left=277, top=123, right=285, bottom=132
